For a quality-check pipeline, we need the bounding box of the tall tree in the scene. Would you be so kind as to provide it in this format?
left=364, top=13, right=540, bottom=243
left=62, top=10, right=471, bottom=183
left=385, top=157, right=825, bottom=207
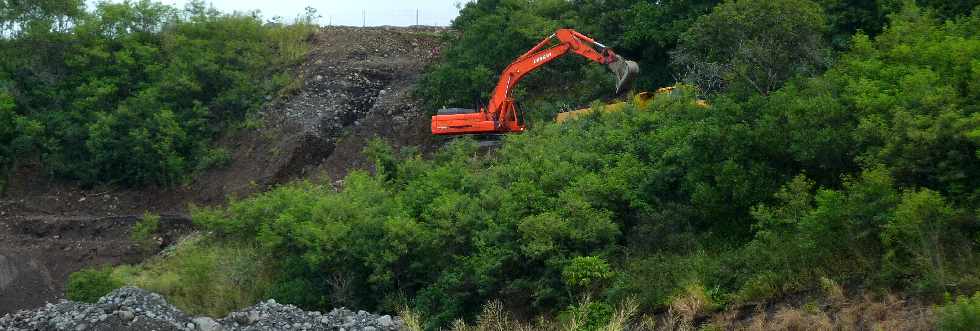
left=672, top=0, right=831, bottom=96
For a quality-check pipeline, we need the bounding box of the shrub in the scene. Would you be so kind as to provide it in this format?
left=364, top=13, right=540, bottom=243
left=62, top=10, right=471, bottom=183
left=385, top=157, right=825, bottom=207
left=195, top=147, right=232, bottom=173
left=564, top=300, right=614, bottom=331
left=1, top=1, right=317, bottom=186
left=669, top=283, right=717, bottom=322
left=562, top=256, right=615, bottom=296
left=0, top=91, right=41, bottom=193
left=66, top=266, right=123, bottom=303
left=938, top=293, right=980, bottom=331
left=882, top=189, right=958, bottom=297
left=125, top=235, right=273, bottom=317
left=131, top=212, right=161, bottom=253
left=673, top=0, right=830, bottom=95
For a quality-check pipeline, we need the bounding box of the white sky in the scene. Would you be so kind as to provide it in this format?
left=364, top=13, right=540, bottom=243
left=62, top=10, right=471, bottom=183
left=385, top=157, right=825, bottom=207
left=89, top=0, right=466, bottom=26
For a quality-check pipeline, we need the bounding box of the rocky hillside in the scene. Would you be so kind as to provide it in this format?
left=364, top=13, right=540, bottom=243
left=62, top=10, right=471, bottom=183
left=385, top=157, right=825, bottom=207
left=195, top=26, right=446, bottom=201
left=0, top=287, right=405, bottom=331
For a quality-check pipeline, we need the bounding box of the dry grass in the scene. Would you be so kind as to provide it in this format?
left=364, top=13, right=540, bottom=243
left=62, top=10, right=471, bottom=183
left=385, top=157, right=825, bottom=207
left=657, top=308, right=688, bottom=331
left=819, top=277, right=845, bottom=305
left=603, top=298, right=640, bottom=331
left=440, top=300, right=533, bottom=331
left=412, top=297, right=647, bottom=331
left=400, top=288, right=936, bottom=331
left=709, top=290, right=935, bottom=331
left=669, top=283, right=713, bottom=324
left=113, top=234, right=276, bottom=317
left=836, top=294, right=934, bottom=330
left=399, top=306, right=425, bottom=331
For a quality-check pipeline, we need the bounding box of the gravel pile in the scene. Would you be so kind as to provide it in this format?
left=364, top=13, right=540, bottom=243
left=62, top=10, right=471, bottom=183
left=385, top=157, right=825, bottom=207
left=0, top=287, right=405, bottom=331
left=263, top=26, right=445, bottom=181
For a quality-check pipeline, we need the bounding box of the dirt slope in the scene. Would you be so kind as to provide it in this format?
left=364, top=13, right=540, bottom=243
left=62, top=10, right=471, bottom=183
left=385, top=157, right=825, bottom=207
left=0, top=26, right=446, bottom=314
left=193, top=26, right=444, bottom=203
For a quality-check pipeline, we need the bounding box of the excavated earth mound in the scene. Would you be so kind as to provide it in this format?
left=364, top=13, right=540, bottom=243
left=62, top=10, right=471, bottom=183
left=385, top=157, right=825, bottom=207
left=194, top=26, right=445, bottom=202
left=0, top=26, right=447, bottom=314
left=0, top=287, right=405, bottom=331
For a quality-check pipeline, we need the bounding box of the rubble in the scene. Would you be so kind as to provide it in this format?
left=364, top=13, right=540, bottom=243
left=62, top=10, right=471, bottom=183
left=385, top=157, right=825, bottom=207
left=0, top=287, right=405, bottom=331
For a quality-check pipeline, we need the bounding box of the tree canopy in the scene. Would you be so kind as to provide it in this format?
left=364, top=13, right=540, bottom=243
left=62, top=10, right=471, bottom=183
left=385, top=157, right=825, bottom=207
left=0, top=0, right=316, bottom=186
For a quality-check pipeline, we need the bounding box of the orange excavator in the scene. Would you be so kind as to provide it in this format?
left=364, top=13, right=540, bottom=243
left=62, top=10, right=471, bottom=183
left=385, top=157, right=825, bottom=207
left=430, top=29, right=640, bottom=135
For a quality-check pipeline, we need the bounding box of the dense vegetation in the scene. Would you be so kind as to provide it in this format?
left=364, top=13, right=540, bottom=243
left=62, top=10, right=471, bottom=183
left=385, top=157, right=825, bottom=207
left=0, top=0, right=316, bottom=188
left=415, top=0, right=976, bottom=113
left=60, top=0, right=979, bottom=329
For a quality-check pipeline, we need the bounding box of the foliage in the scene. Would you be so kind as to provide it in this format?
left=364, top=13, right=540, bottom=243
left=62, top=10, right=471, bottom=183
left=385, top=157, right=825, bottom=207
left=673, top=0, right=831, bottom=95
left=181, top=8, right=980, bottom=321
left=131, top=212, right=161, bottom=252
left=747, top=167, right=979, bottom=300
left=194, top=147, right=232, bottom=173
left=417, top=0, right=974, bottom=113
left=0, top=90, right=41, bottom=192
left=882, top=189, right=962, bottom=296
left=66, top=266, right=123, bottom=303
left=116, top=234, right=274, bottom=317
left=620, top=0, right=720, bottom=88
left=562, top=256, right=614, bottom=296
left=415, top=0, right=704, bottom=111
left=0, top=0, right=317, bottom=186
left=563, top=300, right=613, bottom=331
left=93, top=1, right=980, bottom=329
left=938, top=292, right=980, bottom=331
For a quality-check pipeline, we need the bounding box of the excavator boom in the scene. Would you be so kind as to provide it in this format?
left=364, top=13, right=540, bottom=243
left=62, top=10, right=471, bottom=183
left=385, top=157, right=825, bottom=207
left=431, top=29, right=639, bottom=135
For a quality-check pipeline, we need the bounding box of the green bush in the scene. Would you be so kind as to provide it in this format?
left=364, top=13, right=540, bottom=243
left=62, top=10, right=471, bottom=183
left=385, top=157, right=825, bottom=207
left=195, top=147, right=232, bottom=172
left=562, top=256, right=615, bottom=296
left=673, top=0, right=831, bottom=95
left=66, top=266, right=123, bottom=303
left=938, top=292, right=980, bottom=331
left=563, top=301, right=614, bottom=331
left=882, top=189, right=959, bottom=297
left=131, top=212, right=161, bottom=253
left=0, top=1, right=316, bottom=186
left=121, top=235, right=273, bottom=317
left=107, top=2, right=980, bottom=329
left=0, top=90, right=41, bottom=193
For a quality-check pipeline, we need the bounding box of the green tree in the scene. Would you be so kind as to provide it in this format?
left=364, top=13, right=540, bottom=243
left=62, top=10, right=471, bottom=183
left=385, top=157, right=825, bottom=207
left=882, top=189, right=960, bottom=296
left=673, top=0, right=831, bottom=95
left=1, top=0, right=315, bottom=186
left=0, top=0, right=84, bottom=36
left=621, top=0, right=720, bottom=88
left=0, top=91, right=41, bottom=193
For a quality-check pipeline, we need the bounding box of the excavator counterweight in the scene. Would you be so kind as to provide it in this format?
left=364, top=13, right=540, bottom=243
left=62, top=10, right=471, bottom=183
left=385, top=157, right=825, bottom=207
left=431, top=29, right=638, bottom=135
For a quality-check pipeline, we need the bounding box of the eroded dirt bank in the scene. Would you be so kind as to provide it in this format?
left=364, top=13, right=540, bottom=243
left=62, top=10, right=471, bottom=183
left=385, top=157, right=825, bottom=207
left=0, top=26, right=446, bottom=314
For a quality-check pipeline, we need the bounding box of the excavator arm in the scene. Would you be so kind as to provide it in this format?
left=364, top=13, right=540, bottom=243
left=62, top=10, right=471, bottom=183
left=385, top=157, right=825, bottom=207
left=431, top=28, right=639, bottom=135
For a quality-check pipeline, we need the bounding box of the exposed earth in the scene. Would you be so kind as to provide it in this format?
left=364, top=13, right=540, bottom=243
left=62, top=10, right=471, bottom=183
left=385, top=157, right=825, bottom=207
left=0, top=26, right=447, bottom=315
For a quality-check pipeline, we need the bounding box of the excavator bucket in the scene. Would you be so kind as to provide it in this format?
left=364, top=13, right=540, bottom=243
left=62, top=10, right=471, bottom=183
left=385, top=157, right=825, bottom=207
left=608, top=55, right=640, bottom=94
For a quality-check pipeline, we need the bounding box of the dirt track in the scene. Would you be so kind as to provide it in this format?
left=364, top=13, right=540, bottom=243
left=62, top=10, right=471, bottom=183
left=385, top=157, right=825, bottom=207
left=0, top=26, right=446, bottom=314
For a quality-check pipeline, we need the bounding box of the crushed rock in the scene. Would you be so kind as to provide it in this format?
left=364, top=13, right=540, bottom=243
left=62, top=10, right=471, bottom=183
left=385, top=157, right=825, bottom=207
left=0, top=287, right=405, bottom=331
